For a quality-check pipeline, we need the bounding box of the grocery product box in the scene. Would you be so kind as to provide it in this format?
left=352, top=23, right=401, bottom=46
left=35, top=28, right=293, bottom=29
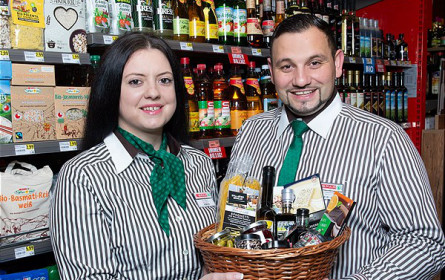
left=11, top=64, right=55, bottom=86
left=0, top=61, right=12, bottom=79
left=11, top=86, right=56, bottom=142
left=44, top=0, right=87, bottom=53
left=54, top=86, right=90, bottom=139
left=0, top=80, right=12, bottom=143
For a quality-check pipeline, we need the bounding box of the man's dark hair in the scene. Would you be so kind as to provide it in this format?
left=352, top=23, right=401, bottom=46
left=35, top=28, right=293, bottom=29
left=83, top=32, right=188, bottom=150
left=270, top=14, right=337, bottom=60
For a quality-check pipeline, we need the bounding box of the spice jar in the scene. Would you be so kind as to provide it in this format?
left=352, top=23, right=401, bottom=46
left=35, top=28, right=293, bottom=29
left=235, top=234, right=262, bottom=250
left=241, top=221, right=273, bottom=245
left=207, top=229, right=235, bottom=247
left=293, top=229, right=327, bottom=248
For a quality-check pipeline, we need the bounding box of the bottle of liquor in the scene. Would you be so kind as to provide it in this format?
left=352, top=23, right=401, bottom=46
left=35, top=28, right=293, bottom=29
left=229, top=65, right=248, bottom=136
left=86, top=55, right=101, bottom=87
left=181, top=57, right=199, bottom=139
left=374, top=20, right=383, bottom=58
left=313, top=0, right=329, bottom=23
left=340, top=0, right=351, bottom=56
left=189, top=0, right=205, bottom=42
left=275, top=0, right=285, bottom=27
left=213, top=63, right=232, bottom=137
left=355, top=70, right=364, bottom=109
left=389, top=34, right=397, bottom=60
left=334, top=0, right=342, bottom=50
left=363, top=18, right=371, bottom=58
left=247, top=0, right=263, bottom=47
left=336, top=69, right=345, bottom=102
left=202, top=0, right=219, bottom=43
left=298, top=0, right=311, bottom=14
left=216, top=0, right=234, bottom=45
left=132, top=0, right=154, bottom=33
left=384, top=33, right=392, bottom=60
left=261, top=0, right=274, bottom=48
left=363, top=73, right=372, bottom=112
left=172, top=0, right=190, bottom=40
left=256, top=166, right=276, bottom=226
left=153, top=0, right=174, bottom=39
left=245, top=61, right=263, bottom=118
left=384, top=72, right=392, bottom=121
left=350, top=0, right=360, bottom=57
left=395, top=72, right=403, bottom=123
left=285, top=0, right=299, bottom=18
left=195, top=64, right=214, bottom=138
left=232, top=0, right=248, bottom=46
left=377, top=73, right=385, bottom=117
left=344, top=70, right=354, bottom=105
left=401, top=72, right=408, bottom=122
left=370, top=74, right=379, bottom=115
left=397, top=33, right=408, bottom=62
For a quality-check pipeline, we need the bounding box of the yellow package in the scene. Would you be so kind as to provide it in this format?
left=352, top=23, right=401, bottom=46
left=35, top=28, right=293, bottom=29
left=10, top=0, right=44, bottom=28
left=9, top=17, right=43, bottom=50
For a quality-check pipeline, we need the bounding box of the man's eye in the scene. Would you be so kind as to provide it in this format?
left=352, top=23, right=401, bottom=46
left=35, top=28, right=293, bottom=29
left=310, top=61, right=322, bottom=67
left=160, top=77, right=173, bottom=84
left=281, top=65, right=291, bottom=71
left=129, top=79, right=141, bottom=85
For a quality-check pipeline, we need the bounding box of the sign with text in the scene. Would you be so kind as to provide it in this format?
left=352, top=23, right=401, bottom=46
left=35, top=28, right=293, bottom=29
left=363, top=58, right=375, bottom=74
left=228, top=53, right=249, bottom=65
left=204, top=146, right=227, bottom=159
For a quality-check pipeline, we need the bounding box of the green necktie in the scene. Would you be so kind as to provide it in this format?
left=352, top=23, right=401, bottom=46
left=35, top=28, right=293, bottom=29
left=277, top=120, right=309, bottom=186
left=117, top=128, right=187, bottom=236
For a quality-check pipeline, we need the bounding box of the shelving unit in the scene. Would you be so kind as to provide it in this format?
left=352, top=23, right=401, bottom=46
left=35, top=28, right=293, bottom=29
left=0, top=238, right=52, bottom=263
left=0, top=49, right=91, bottom=65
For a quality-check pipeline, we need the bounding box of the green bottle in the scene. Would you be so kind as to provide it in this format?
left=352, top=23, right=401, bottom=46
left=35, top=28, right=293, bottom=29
left=232, top=0, right=247, bottom=46
left=215, top=0, right=234, bottom=45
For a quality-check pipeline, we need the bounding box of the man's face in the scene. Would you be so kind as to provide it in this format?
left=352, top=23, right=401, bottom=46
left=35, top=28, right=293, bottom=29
left=268, top=27, right=344, bottom=116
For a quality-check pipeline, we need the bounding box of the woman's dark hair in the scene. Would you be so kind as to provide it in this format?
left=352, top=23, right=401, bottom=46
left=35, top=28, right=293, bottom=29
left=83, top=32, right=188, bottom=150
left=270, top=14, right=337, bottom=60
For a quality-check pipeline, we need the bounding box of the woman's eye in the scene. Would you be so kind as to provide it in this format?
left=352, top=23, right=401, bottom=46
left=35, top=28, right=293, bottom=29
left=129, top=79, right=141, bottom=85
left=160, top=77, right=173, bottom=84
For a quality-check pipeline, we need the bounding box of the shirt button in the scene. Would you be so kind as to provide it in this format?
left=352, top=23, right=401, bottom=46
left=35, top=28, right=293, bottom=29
left=176, top=216, right=182, bottom=222
left=183, top=249, right=189, bottom=255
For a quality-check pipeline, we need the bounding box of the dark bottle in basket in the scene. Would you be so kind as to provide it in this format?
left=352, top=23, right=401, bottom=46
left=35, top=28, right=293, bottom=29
left=256, top=166, right=276, bottom=228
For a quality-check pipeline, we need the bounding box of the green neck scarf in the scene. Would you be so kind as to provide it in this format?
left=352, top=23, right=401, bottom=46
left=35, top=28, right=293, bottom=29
left=117, top=127, right=187, bottom=236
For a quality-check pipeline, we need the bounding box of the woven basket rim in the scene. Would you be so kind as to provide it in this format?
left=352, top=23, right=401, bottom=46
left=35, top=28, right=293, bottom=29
left=194, top=223, right=351, bottom=259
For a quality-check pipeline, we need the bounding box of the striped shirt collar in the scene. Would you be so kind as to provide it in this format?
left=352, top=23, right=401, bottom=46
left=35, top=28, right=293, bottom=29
left=276, top=94, right=343, bottom=140
left=103, top=131, right=183, bottom=174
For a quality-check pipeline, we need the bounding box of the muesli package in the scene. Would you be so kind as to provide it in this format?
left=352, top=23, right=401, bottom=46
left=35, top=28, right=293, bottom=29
left=216, top=155, right=261, bottom=232
left=9, top=0, right=44, bottom=50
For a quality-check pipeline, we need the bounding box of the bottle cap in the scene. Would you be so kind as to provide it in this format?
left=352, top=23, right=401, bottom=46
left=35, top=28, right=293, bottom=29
left=249, top=61, right=256, bottom=68
left=214, top=63, right=223, bottom=71
left=197, top=64, right=206, bottom=70
left=281, top=188, right=295, bottom=203
left=90, top=55, right=101, bottom=62
left=180, top=57, right=190, bottom=64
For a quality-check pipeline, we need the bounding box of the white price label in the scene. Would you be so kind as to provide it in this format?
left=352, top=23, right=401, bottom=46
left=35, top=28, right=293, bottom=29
left=180, top=42, right=193, bottom=51
left=59, top=141, right=78, bottom=152
left=348, top=57, right=357, bottom=63
left=103, top=35, right=118, bottom=45
left=0, top=50, right=10, bottom=60
left=390, top=60, right=397, bottom=66
left=62, top=53, right=80, bottom=64
left=252, top=48, right=262, bottom=56
left=15, top=144, right=35, bottom=155
left=24, top=51, right=44, bottom=62
left=15, top=245, right=35, bottom=259
left=212, top=45, right=224, bottom=53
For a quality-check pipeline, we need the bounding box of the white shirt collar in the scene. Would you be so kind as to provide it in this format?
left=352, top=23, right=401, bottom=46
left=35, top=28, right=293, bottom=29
left=103, top=132, right=134, bottom=174
left=276, top=94, right=343, bottom=139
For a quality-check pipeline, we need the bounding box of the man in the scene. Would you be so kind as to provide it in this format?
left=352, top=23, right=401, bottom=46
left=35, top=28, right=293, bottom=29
left=229, top=14, right=445, bottom=279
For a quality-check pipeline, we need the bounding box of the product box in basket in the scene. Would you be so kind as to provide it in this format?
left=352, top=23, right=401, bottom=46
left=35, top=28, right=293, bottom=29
left=11, top=86, right=56, bottom=142
left=11, top=64, right=55, bottom=86
left=54, top=86, right=89, bottom=140
left=44, top=0, right=87, bottom=53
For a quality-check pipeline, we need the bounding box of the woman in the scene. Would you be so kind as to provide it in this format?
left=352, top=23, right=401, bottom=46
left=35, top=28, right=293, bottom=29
left=50, top=33, right=242, bottom=280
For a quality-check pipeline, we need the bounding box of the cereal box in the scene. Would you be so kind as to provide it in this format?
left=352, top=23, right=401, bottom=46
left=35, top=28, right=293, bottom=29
left=11, top=86, right=56, bottom=142
left=54, top=87, right=89, bottom=140
left=44, top=0, right=87, bottom=53
left=11, top=64, right=55, bottom=86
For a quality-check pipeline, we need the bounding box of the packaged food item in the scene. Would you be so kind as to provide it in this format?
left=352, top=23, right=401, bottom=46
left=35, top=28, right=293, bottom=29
left=207, top=228, right=235, bottom=247
left=109, top=0, right=134, bottom=35
left=44, top=0, right=87, bottom=53
left=235, top=234, right=262, bottom=249
left=11, top=86, right=56, bottom=142
left=10, top=0, right=44, bottom=28
left=216, top=155, right=261, bottom=232
left=0, top=268, right=49, bottom=280
left=54, top=87, right=90, bottom=140
left=0, top=2, right=11, bottom=49
left=241, top=220, right=272, bottom=245
left=11, top=64, right=55, bottom=86
left=85, top=0, right=110, bottom=33
left=9, top=17, right=43, bottom=50
left=0, top=61, right=12, bottom=144
left=293, top=229, right=328, bottom=248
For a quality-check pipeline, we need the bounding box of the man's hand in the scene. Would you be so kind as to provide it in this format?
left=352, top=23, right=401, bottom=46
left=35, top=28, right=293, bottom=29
left=200, top=273, right=244, bottom=280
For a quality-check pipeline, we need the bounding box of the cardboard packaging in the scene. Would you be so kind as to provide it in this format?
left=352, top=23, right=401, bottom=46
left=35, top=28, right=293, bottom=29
left=0, top=61, right=12, bottom=143
left=11, top=86, right=56, bottom=142
left=44, top=0, right=87, bottom=53
left=11, top=64, right=55, bottom=86
left=54, top=87, right=90, bottom=140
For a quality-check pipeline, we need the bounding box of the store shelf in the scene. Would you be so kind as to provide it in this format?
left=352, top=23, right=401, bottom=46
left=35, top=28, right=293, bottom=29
left=0, top=139, right=83, bottom=157
left=427, top=46, right=445, bottom=52
left=0, top=49, right=91, bottom=65
left=0, top=232, right=51, bottom=263
left=87, top=33, right=271, bottom=58
left=189, top=136, right=236, bottom=150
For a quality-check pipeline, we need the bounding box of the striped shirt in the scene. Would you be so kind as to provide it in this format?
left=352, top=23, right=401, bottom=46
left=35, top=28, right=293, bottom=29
left=230, top=94, right=445, bottom=280
left=50, top=132, right=216, bottom=280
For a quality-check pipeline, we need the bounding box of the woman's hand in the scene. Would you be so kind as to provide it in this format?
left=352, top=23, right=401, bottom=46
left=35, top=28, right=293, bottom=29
left=200, top=273, right=244, bottom=280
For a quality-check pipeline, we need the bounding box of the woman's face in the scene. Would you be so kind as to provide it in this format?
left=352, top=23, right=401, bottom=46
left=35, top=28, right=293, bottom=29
left=118, top=48, right=176, bottom=142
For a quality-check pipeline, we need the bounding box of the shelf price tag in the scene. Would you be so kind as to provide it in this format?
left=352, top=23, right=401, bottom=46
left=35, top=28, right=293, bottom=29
left=375, top=59, right=385, bottom=73
left=62, top=53, right=80, bottom=64
left=15, top=144, right=35, bottom=155
left=228, top=53, right=249, bottom=65
left=59, top=141, right=78, bottom=152
left=348, top=57, right=357, bottom=64
left=363, top=58, right=375, bottom=74
left=0, top=49, right=10, bottom=60
left=390, top=60, right=397, bottom=66
left=212, top=45, right=224, bottom=53
left=24, top=51, right=44, bottom=62
left=180, top=42, right=193, bottom=51
left=103, top=35, right=118, bottom=45
left=15, top=245, right=35, bottom=259
left=251, top=48, right=262, bottom=56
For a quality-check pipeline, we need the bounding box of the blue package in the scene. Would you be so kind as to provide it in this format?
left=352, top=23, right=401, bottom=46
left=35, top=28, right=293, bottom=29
left=0, top=268, right=48, bottom=280
left=0, top=61, right=12, bottom=80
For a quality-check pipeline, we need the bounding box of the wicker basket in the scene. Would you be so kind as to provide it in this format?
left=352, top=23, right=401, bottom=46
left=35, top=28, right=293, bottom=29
left=194, top=224, right=351, bottom=280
